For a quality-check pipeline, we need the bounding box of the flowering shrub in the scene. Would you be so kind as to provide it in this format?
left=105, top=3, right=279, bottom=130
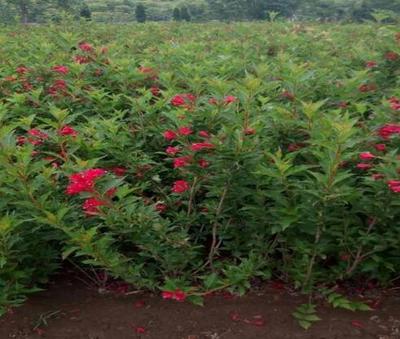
left=0, top=21, right=400, bottom=314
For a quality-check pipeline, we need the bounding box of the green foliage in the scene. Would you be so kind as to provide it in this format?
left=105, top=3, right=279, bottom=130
left=0, top=21, right=400, bottom=316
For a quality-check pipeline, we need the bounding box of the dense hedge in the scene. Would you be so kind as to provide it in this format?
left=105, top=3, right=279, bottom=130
left=1, top=21, right=400, bottom=314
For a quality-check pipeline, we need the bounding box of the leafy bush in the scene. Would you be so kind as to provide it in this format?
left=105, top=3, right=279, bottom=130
left=0, top=21, right=400, bottom=315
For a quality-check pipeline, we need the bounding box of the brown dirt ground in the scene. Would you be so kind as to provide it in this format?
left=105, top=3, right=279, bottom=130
left=1, top=272, right=399, bottom=339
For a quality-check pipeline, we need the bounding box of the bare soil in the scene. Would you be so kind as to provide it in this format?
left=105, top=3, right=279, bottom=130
left=1, top=272, right=399, bottom=339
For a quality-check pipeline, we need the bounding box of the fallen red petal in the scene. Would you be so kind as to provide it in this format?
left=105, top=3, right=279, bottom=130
left=351, top=320, right=364, bottom=329
left=134, top=300, right=145, bottom=308
left=229, top=311, right=241, bottom=322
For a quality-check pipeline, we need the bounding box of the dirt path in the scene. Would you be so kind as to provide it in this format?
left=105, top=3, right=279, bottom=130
left=1, top=274, right=399, bottom=339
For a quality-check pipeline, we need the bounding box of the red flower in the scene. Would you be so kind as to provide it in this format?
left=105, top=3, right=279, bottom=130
left=48, top=79, right=67, bottom=96
left=224, top=95, right=237, bottom=104
left=282, top=90, right=295, bottom=101
left=106, top=187, right=117, bottom=197
left=356, top=163, right=373, bottom=170
left=163, top=130, right=177, bottom=141
left=178, top=126, right=193, bottom=136
left=59, top=125, right=78, bottom=137
left=377, top=123, right=400, bottom=139
left=385, top=51, right=399, bottom=61
left=79, top=42, right=93, bottom=52
left=171, top=95, right=186, bottom=107
left=173, top=289, right=186, bottom=302
left=209, top=97, right=218, bottom=105
left=16, top=136, right=26, bottom=145
left=359, top=83, right=376, bottom=92
left=365, top=61, right=377, bottom=68
left=138, top=66, right=154, bottom=74
left=388, top=180, right=400, bottom=193
left=198, top=159, right=209, bottom=168
left=287, top=143, right=304, bottom=152
left=16, top=66, right=29, bottom=75
left=372, top=173, right=384, bottom=181
left=28, top=129, right=48, bottom=139
left=111, top=167, right=127, bottom=176
left=135, top=327, right=146, bottom=334
left=359, top=152, right=375, bottom=160
left=244, top=127, right=256, bottom=135
left=374, top=144, right=386, bottom=152
left=22, top=81, right=33, bottom=91
left=155, top=203, right=167, bottom=213
left=173, top=156, right=191, bottom=168
left=51, top=65, right=69, bottom=75
left=166, top=146, right=180, bottom=155
left=82, top=198, right=106, bottom=215
left=198, top=130, right=210, bottom=138
left=389, top=97, right=400, bottom=111
left=74, top=55, right=90, bottom=64
left=190, top=142, right=214, bottom=151
left=162, top=291, right=174, bottom=299
left=150, top=86, right=160, bottom=96
left=172, top=180, right=190, bottom=193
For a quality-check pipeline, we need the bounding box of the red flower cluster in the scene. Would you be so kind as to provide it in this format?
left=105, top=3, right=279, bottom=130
left=58, top=125, right=78, bottom=137
left=377, top=123, right=400, bottom=139
left=82, top=197, right=106, bottom=215
left=48, top=80, right=67, bottom=96
left=365, top=61, right=377, bottom=68
left=162, top=289, right=187, bottom=302
left=74, top=55, right=90, bottom=64
left=16, top=66, right=29, bottom=75
left=26, top=129, right=49, bottom=146
left=163, top=126, right=193, bottom=140
left=356, top=163, right=373, bottom=170
left=170, top=94, right=196, bottom=108
left=51, top=65, right=69, bottom=75
left=66, top=168, right=107, bottom=195
left=385, top=51, right=399, bottom=61
left=388, top=180, right=400, bottom=193
left=190, top=142, right=214, bottom=151
left=374, top=144, right=386, bottom=152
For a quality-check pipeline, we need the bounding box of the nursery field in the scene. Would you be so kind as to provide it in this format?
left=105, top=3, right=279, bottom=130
left=1, top=21, right=400, bottom=335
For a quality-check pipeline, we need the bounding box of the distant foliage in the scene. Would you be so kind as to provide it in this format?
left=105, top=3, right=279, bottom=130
left=2, top=0, right=400, bottom=23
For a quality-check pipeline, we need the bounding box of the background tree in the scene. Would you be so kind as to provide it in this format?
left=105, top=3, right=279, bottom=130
left=172, top=7, right=181, bottom=21
left=135, top=3, right=146, bottom=22
left=180, top=6, right=191, bottom=21
left=80, top=3, right=91, bottom=19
